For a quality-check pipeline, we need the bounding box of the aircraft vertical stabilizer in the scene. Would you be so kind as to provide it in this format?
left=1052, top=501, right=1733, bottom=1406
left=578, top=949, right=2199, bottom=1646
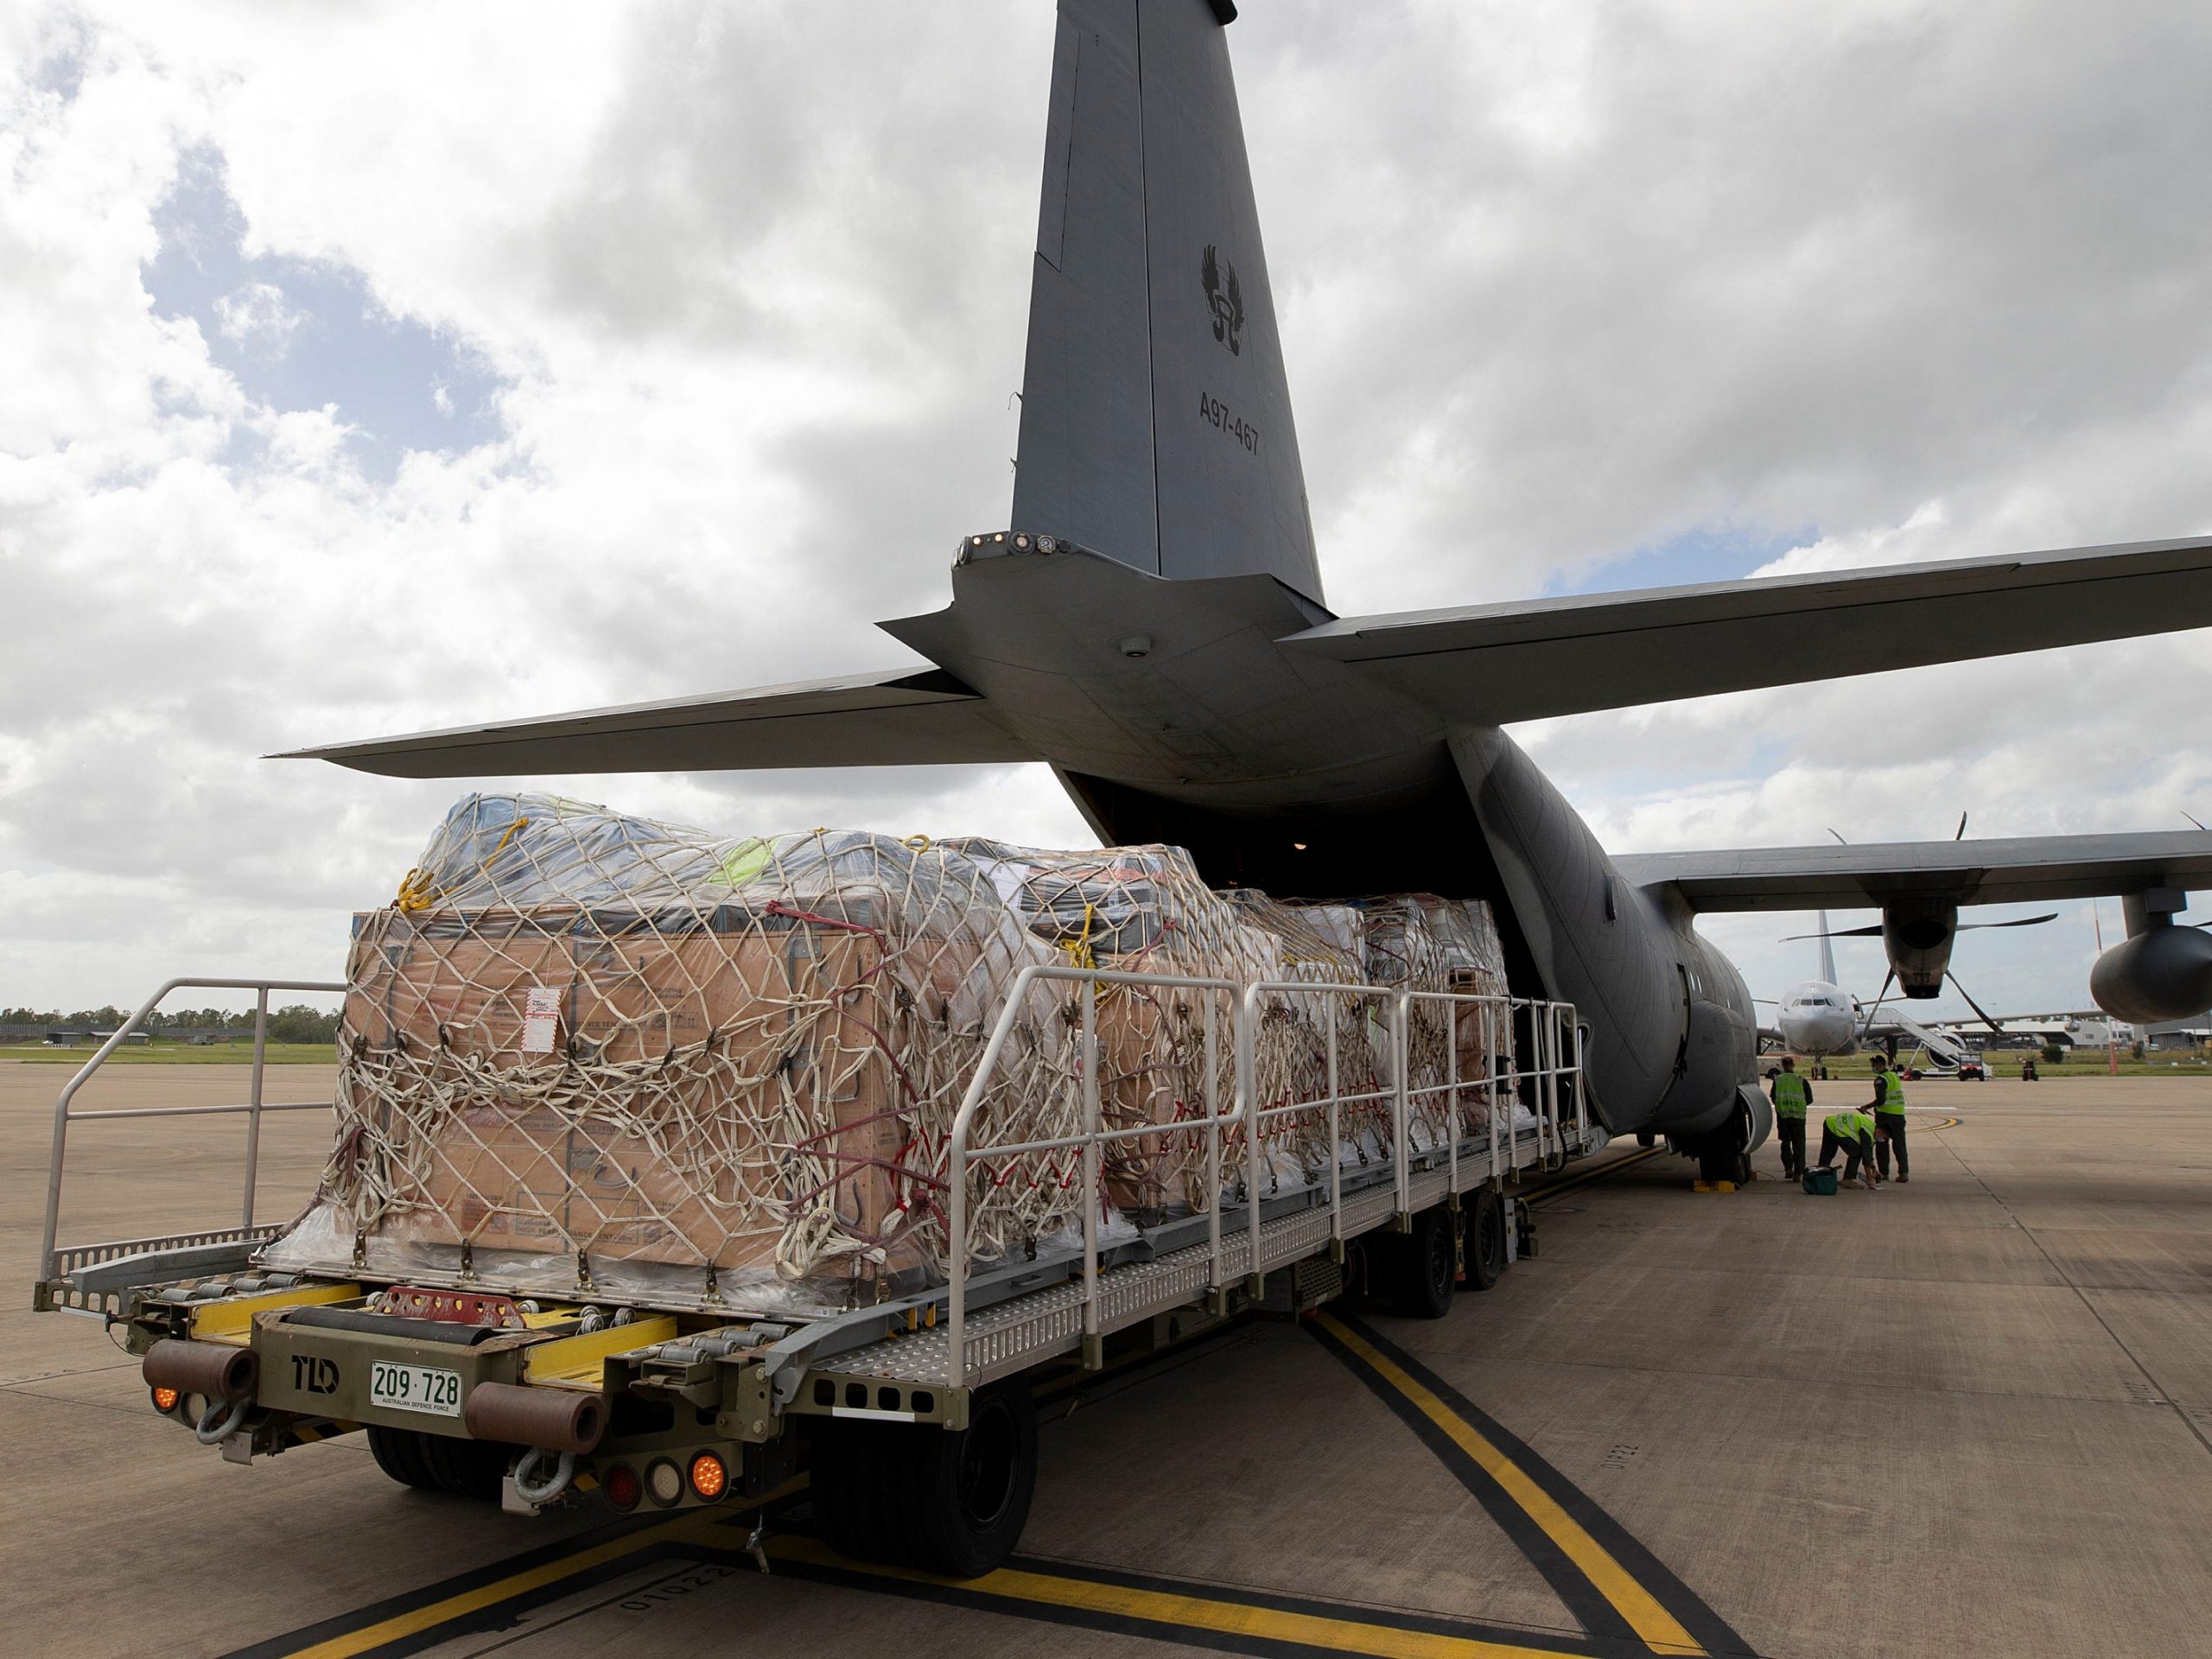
left=1817, top=909, right=1838, bottom=988
left=1011, top=0, right=1325, bottom=606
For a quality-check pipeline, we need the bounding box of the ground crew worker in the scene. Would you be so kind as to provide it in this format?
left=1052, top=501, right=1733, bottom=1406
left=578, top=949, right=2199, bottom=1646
left=1770, top=1057, right=1812, bottom=1178
left=1869, top=1055, right=1910, bottom=1183
left=1819, top=1107, right=1879, bottom=1189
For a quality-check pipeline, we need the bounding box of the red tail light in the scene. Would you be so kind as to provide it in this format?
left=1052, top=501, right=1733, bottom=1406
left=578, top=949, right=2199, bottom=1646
left=602, top=1462, right=641, bottom=1511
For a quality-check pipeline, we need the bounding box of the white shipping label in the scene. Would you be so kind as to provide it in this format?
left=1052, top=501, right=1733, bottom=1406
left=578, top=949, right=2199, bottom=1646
left=520, top=987, right=560, bottom=1053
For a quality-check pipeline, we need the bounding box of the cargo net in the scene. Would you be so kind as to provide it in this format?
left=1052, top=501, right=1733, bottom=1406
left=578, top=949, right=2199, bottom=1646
left=265, top=795, right=1514, bottom=1309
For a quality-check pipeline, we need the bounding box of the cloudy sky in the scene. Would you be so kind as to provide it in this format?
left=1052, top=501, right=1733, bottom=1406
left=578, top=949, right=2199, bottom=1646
left=4, top=0, right=2211, bottom=1022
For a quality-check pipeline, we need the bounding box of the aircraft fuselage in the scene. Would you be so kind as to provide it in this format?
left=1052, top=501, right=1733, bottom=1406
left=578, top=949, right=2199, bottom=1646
left=1775, top=981, right=1862, bottom=1057
left=899, top=538, right=1765, bottom=1146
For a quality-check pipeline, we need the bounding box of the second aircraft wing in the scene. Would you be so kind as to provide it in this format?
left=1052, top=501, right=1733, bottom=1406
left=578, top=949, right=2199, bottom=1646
left=1287, top=536, right=2212, bottom=724
left=1613, top=830, right=2212, bottom=912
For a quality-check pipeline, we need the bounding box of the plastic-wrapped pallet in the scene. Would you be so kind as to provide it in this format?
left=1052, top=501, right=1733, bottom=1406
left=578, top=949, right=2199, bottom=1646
left=266, top=796, right=1525, bottom=1313
left=270, top=797, right=1087, bottom=1306
left=946, top=842, right=1379, bottom=1213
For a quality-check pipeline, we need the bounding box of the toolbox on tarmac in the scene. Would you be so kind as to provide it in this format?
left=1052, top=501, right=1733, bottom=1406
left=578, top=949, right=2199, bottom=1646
left=1801, top=1168, right=1839, bottom=1195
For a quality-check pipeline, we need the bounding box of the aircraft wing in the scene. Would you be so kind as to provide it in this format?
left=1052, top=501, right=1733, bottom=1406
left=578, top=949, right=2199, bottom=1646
left=1612, top=830, right=2212, bottom=912
left=1285, top=536, right=2212, bottom=723
left=277, top=667, right=1039, bottom=778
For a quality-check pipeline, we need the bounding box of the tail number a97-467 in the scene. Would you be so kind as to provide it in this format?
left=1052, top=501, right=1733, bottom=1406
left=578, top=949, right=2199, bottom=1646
left=1198, top=390, right=1259, bottom=454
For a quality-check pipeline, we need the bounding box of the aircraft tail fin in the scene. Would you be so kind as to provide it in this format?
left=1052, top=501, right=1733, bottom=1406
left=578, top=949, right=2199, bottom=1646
left=1011, top=0, right=1325, bottom=606
left=1817, top=909, right=1838, bottom=988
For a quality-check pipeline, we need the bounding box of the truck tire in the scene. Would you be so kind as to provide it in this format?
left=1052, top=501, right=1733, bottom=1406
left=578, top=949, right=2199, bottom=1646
left=1391, top=1205, right=1457, bottom=1319
left=367, top=1426, right=505, bottom=1500
left=366, top=1425, right=442, bottom=1491
left=421, top=1433, right=510, bottom=1500
left=816, top=1381, right=1037, bottom=1578
left=1464, top=1189, right=1507, bottom=1292
left=899, top=1380, right=1037, bottom=1576
left=813, top=1421, right=899, bottom=1564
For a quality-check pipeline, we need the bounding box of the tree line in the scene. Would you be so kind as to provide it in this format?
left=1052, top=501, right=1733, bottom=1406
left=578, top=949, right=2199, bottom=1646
left=0, top=1005, right=343, bottom=1043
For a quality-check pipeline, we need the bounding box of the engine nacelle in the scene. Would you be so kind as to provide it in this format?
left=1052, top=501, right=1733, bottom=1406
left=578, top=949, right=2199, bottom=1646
left=2090, top=921, right=2212, bottom=1024
left=1882, top=899, right=1958, bottom=999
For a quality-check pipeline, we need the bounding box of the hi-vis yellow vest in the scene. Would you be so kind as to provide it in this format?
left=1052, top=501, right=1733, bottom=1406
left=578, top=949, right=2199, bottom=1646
left=1879, top=1071, right=1907, bottom=1114
left=1825, top=1110, right=1871, bottom=1141
left=1773, top=1072, right=1809, bottom=1117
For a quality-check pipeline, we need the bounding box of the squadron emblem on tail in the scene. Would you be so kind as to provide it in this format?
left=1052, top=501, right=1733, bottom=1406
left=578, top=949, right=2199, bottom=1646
left=1201, top=243, right=1245, bottom=354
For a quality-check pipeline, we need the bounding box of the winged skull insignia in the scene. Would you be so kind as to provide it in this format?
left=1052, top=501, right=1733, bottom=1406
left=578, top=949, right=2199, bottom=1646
left=1201, top=243, right=1246, bottom=355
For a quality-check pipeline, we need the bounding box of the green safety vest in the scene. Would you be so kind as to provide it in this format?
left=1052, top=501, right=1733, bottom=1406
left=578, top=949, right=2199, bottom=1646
left=1825, top=1110, right=1872, bottom=1141
left=1773, top=1072, right=1809, bottom=1117
left=1879, top=1071, right=1906, bottom=1114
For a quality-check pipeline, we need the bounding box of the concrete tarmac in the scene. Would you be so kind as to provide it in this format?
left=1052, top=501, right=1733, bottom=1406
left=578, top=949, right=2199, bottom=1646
left=6, top=1060, right=2210, bottom=1658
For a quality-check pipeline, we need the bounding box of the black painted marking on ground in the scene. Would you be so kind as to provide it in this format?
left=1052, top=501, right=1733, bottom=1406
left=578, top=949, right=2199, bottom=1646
left=217, top=1513, right=672, bottom=1659
left=225, top=1504, right=1645, bottom=1659
left=1317, top=1312, right=1758, bottom=1659
left=1307, top=1317, right=1643, bottom=1651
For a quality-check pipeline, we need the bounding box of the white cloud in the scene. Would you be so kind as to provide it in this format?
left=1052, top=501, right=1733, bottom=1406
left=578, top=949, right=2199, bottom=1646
left=210, top=278, right=301, bottom=354
left=2, top=1, right=2210, bottom=1024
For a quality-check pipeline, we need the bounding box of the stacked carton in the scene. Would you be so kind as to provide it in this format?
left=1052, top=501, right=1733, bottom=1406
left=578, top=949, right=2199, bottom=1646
left=273, top=795, right=1519, bottom=1305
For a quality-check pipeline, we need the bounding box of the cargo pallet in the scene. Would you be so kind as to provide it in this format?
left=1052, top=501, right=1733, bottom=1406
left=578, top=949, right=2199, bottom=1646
left=35, top=967, right=1599, bottom=1575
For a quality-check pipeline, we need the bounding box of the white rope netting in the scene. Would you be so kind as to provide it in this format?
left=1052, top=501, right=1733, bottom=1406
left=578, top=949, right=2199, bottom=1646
left=276, top=794, right=1513, bottom=1302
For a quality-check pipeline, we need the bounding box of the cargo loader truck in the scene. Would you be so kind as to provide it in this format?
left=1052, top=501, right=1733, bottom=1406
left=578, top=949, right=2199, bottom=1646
left=36, top=968, right=1595, bottom=1577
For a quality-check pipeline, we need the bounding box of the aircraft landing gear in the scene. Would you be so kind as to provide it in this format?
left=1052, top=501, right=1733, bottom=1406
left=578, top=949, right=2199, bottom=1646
left=1691, top=1103, right=1756, bottom=1185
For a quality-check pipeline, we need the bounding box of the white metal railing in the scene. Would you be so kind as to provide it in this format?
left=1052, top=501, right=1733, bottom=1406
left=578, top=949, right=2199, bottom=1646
left=37, top=977, right=343, bottom=1284
left=944, top=969, right=1585, bottom=1387
left=945, top=964, right=1243, bottom=1378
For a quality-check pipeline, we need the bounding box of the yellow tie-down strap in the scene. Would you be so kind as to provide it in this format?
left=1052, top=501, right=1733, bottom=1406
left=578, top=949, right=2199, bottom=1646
left=520, top=1317, right=680, bottom=1390
left=190, top=1282, right=362, bottom=1344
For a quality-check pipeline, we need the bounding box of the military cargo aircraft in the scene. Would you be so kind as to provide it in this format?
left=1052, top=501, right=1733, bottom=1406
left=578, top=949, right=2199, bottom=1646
left=289, top=0, right=2212, bottom=1180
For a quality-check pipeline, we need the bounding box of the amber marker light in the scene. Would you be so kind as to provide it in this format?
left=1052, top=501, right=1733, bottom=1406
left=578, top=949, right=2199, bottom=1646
left=689, top=1451, right=728, bottom=1501
left=602, top=1462, right=642, bottom=1512
left=150, top=1386, right=181, bottom=1413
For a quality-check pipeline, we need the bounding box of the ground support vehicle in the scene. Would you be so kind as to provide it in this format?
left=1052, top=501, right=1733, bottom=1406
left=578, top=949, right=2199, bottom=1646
left=35, top=969, right=1598, bottom=1576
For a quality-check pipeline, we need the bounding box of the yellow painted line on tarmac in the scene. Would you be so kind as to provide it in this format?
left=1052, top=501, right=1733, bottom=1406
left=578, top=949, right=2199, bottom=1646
left=769, top=1535, right=1580, bottom=1658
left=273, top=1511, right=726, bottom=1659
left=1314, top=1311, right=1705, bottom=1658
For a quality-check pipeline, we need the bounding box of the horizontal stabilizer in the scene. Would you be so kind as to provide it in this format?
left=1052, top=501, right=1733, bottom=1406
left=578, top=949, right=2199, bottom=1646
left=279, top=667, right=1038, bottom=779
left=1287, top=536, right=2212, bottom=723
left=1618, top=830, right=2212, bottom=912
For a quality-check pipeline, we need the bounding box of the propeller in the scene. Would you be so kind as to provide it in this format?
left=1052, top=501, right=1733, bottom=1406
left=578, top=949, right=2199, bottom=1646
left=2185, top=810, right=2207, bottom=832
left=1787, top=910, right=2053, bottom=943
left=1857, top=966, right=1897, bottom=1038
left=1955, top=812, right=1969, bottom=840
left=1945, top=969, right=2008, bottom=1035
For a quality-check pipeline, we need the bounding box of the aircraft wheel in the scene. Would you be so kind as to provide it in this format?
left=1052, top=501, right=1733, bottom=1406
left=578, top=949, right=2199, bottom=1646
left=1464, top=1188, right=1507, bottom=1292
left=1390, top=1205, right=1458, bottom=1319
